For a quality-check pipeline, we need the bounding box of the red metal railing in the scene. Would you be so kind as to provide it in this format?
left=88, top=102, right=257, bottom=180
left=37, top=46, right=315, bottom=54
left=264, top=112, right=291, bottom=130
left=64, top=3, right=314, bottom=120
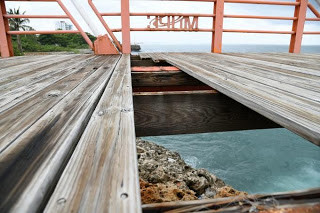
left=90, top=0, right=320, bottom=54
left=1, top=0, right=319, bottom=57
left=0, top=0, right=93, bottom=57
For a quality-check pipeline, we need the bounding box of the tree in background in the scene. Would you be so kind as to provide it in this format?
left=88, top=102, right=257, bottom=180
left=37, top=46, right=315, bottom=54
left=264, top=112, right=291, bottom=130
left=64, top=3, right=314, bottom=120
left=38, top=33, right=96, bottom=48
left=8, top=7, right=32, bottom=53
left=6, top=8, right=96, bottom=55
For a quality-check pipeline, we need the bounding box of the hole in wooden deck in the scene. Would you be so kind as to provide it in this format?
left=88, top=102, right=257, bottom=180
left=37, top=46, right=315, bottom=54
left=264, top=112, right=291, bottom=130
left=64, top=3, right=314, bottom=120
left=131, top=56, right=171, bottom=67
left=130, top=57, right=280, bottom=137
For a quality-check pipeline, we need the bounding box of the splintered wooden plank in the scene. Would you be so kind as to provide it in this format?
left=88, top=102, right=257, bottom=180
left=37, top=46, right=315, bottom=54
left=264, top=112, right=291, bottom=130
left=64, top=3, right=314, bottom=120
left=45, top=55, right=141, bottom=213
left=147, top=53, right=320, bottom=146
left=0, top=55, right=120, bottom=213
left=0, top=56, right=108, bottom=152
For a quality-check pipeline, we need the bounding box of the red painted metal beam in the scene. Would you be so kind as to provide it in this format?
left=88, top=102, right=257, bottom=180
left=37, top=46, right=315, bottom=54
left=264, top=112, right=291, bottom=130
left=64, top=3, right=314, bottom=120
left=101, top=12, right=215, bottom=17
left=121, top=0, right=131, bottom=54
left=224, top=14, right=297, bottom=20
left=111, top=28, right=214, bottom=32
left=224, top=0, right=299, bottom=5
left=56, top=0, right=93, bottom=49
left=306, top=17, right=320, bottom=21
left=5, top=0, right=56, bottom=1
left=289, top=0, right=308, bottom=53
left=100, top=12, right=320, bottom=22
left=133, top=85, right=214, bottom=93
left=212, top=0, right=224, bottom=53
left=7, top=30, right=80, bottom=34
left=131, top=66, right=180, bottom=72
left=88, top=0, right=122, bottom=52
left=308, top=3, right=320, bottom=18
left=304, top=31, right=320, bottom=34
left=224, top=29, right=295, bottom=34
left=159, top=0, right=300, bottom=5
left=111, top=28, right=299, bottom=34
left=0, top=0, right=13, bottom=57
left=4, top=14, right=69, bottom=18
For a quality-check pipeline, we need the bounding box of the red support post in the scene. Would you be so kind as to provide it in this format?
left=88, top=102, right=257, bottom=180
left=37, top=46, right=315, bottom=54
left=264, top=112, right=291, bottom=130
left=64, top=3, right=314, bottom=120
left=0, top=0, right=14, bottom=58
left=121, top=0, right=131, bottom=54
left=289, top=0, right=308, bottom=53
left=211, top=0, right=224, bottom=53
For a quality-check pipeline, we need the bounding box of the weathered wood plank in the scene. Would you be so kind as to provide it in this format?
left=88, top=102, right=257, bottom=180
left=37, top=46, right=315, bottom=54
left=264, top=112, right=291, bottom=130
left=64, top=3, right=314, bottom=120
left=0, top=56, right=109, bottom=152
left=0, top=55, right=57, bottom=69
left=0, top=56, right=120, bottom=213
left=134, top=92, right=280, bottom=137
left=0, top=55, right=74, bottom=80
left=218, top=54, right=320, bottom=93
left=142, top=187, right=320, bottom=213
left=45, top=55, right=141, bottom=213
left=145, top=53, right=320, bottom=145
left=0, top=55, right=94, bottom=111
left=265, top=53, right=320, bottom=61
left=160, top=53, right=320, bottom=116
left=183, top=53, right=320, bottom=102
left=225, top=53, right=320, bottom=71
left=0, top=55, right=91, bottom=92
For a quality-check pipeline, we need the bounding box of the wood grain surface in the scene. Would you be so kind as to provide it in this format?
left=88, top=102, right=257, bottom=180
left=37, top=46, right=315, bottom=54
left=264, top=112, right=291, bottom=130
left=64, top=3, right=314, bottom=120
left=134, top=93, right=280, bottom=136
left=142, top=53, right=320, bottom=146
left=45, top=55, right=141, bottom=213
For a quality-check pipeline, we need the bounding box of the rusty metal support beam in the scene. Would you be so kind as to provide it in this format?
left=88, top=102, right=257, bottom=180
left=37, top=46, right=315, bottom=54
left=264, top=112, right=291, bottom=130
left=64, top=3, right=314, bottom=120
left=289, top=0, right=308, bottom=53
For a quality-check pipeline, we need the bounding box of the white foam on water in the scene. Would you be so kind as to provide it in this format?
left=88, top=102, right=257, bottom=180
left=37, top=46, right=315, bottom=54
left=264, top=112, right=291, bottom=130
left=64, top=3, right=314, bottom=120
left=184, top=156, right=201, bottom=168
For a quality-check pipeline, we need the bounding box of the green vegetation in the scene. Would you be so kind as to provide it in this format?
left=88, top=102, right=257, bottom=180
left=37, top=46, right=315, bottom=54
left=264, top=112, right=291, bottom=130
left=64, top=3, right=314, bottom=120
left=8, top=8, right=96, bottom=56
left=11, top=33, right=95, bottom=56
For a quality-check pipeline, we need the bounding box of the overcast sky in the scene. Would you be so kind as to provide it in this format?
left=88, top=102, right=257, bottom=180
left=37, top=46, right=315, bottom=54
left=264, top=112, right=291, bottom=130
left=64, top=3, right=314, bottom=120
left=5, top=0, right=320, bottom=45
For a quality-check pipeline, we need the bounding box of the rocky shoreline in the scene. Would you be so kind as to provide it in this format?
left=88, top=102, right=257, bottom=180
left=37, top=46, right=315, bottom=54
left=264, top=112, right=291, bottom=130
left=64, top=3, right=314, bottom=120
left=137, top=138, right=247, bottom=204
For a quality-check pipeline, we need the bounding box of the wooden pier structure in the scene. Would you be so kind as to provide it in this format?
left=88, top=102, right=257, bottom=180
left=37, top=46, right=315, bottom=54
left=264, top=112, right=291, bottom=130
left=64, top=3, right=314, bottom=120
left=1, top=0, right=320, bottom=212
left=0, top=52, right=319, bottom=212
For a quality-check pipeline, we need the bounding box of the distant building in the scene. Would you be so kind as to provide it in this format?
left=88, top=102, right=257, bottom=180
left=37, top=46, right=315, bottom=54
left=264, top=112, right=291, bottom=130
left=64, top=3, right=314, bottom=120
left=55, top=21, right=73, bottom=30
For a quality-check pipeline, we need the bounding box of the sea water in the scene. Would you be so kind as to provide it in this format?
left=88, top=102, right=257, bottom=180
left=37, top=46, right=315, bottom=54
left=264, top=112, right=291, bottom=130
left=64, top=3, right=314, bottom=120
left=143, top=129, right=320, bottom=194
left=140, top=44, right=320, bottom=194
left=139, top=44, right=320, bottom=53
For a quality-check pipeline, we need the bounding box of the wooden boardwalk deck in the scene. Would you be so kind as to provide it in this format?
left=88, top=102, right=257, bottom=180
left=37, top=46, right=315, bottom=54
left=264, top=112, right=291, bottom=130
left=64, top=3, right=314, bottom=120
left=0, top=53, right=319, bottom=212
left=0, top=55, right=141, bottom=212
left=141, top=53, right=320, bottom=146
